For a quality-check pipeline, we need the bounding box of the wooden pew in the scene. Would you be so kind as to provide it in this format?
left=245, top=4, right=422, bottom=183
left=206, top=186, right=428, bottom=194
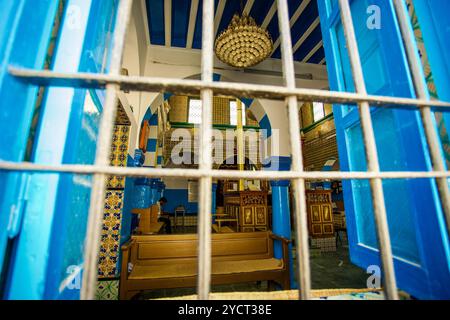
left=212, top=224, right=235, bottom=233
left=131, top=205, right=164, bottom=235
left=119, top=231, right=290, bottom=300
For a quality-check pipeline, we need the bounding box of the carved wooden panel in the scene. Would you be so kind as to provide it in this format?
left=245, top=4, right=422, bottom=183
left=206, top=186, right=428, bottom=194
left=241, top=207, right=254, bottom=226
left=255, top=206, right=267, bottom=225
left=223, top=191, right=269, bottom=232
left=306, top=190, right=334, bottom=238
left=241, top=193, right=266, bottom=206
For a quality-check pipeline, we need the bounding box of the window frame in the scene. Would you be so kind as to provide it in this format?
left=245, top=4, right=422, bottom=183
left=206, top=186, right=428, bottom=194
left=2, top=0, right=450, bottom=301
left=187, top=96, right=203, bottom=125
left=229, top=99, right=247, bottom=127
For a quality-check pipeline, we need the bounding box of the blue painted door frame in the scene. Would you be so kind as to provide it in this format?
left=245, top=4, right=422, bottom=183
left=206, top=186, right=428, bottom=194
left=1, top=0, right=119, bottom=299
left=412, top=0, right=450, bottom=149
left=318, top=0, right=450, bottom=299
left=0, top=0, right=60, bottom=297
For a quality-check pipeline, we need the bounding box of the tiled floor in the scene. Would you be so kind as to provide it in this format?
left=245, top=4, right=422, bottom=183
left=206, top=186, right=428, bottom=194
left=136, top=244, right=368, bottom=300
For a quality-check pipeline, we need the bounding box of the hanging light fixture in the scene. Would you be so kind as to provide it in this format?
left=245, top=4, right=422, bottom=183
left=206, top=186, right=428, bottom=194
left=215, top=12, right=273, bottom=68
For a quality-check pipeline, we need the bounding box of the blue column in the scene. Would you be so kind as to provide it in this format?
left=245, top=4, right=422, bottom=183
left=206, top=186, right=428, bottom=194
left=212, top=183, right=218, bottom=224
left=159, top=181, right=166, bottom=197
left=130, top=150, right=149, bottom=232
left=156, top=181, right=165, bottom=201
left=149, top=179, right=159, bottom=205
left=132, top=178, right=151, bottom=213
left=271, top=180, right=296, bottom=289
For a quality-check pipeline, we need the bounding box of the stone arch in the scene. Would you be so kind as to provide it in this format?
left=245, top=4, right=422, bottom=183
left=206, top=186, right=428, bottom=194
left=138, top=72, right=275, bottom=167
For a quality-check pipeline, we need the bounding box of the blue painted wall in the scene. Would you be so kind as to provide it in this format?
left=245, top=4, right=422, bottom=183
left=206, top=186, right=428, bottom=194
left=163, top=189, right=198, bottom=215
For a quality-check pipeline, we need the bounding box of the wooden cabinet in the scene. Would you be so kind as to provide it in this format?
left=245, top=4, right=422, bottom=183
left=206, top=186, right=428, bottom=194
left=223, top=191, right=269, bottom=232
left=306, top=190, right=334, bottom=238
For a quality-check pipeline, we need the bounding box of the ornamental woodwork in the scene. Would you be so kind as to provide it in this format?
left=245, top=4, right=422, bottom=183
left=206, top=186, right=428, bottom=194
left=306, top=190, right=334, bottom=238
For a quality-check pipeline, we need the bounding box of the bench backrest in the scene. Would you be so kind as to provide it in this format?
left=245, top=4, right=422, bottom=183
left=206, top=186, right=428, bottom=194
left=131, top=205, right=159, bottom=234
left=130, top=231, right=273, bottom=266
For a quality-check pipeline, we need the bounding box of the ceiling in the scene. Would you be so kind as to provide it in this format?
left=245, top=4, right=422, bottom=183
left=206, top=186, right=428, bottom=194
left=145, top=0, right=326, bottom=65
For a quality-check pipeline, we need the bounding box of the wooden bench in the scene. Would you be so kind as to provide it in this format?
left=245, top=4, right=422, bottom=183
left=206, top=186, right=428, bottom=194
left=119, top=231, right=290, bottom=300
left=131, top=205, right=165, bottom=235
left=212, top=224, right=235, bottom=233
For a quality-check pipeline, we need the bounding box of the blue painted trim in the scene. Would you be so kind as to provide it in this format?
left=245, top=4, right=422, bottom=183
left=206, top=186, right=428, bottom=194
left=6, top=0, right=100, bottom=300
left=413, top=0, right=450, bottom=146
left=213, top=73, right=221, bottom=82
left=263, top=156, right=291, bottom=171
left=143, top=108, right=152, bottom=121
left=149, top=113, right=158, bottom=126
left=259, top=114, right=272, bottom=139
left=413, top=1, right=450, bottom=104
left=7, top=0, right=119, bottom=300
left=146, top=138, right=157, bottom=152
left=241, top=98, right=253, bottom=109
left=163, top=92, right=173, bottom=101
left=0, top=0, right=60, bottom=280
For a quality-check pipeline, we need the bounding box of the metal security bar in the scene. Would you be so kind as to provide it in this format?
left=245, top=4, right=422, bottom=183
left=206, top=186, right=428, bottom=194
left=80, top=0, right=134, bottom=300
left=197, top=0, right=214, bottom=300
left=277, top=0, right=311, bottom=300
left=2, top=0, right=450, bottom=300
left=9, top=67, right=450, bottom=109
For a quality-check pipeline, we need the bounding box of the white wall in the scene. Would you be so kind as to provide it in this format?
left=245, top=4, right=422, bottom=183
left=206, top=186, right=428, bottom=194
left=258, top=99, right=292, bottom=157
left=118, top=0, right=151, bottom=156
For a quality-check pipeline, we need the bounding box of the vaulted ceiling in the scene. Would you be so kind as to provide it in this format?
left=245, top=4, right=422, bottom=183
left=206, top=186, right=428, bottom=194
left=145, top=0, right=325, bottom=65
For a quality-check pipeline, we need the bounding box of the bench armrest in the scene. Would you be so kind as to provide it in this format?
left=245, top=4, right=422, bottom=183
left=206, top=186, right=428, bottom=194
left=269, top=233, right=292, bottom=244
left=269, top=233, right=291, bottom=275
left=120, top=238, right=136, bottom=277
left=119, top=238, right=136, bottom=300
left=121, top=238, right=135, bottom=252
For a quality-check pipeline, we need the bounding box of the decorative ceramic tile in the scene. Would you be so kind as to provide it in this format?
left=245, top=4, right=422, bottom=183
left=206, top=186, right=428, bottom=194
left=98, top=190, right=124, bottom=278
left=115, top=103, right=131, bottom=125
left=106, top=125, right=130, bottom=189
left=96, top=280, right=119, bottom=300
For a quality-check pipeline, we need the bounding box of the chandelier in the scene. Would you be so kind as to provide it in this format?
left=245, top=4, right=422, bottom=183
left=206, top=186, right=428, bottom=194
left=215, top=14, right=273, bottom=68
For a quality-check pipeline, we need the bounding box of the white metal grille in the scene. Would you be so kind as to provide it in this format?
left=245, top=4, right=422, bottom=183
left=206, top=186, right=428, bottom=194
left=2, top=0, right=450, bottom=300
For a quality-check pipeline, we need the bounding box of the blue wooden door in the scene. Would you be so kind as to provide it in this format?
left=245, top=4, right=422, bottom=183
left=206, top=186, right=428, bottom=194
left=1, top=0, right=118, bottom=299
left=0, top=0, right=60, bottom=297
left=317, top=0, right=450, bottom=299
left=412, top=0, right=450, bottom=163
